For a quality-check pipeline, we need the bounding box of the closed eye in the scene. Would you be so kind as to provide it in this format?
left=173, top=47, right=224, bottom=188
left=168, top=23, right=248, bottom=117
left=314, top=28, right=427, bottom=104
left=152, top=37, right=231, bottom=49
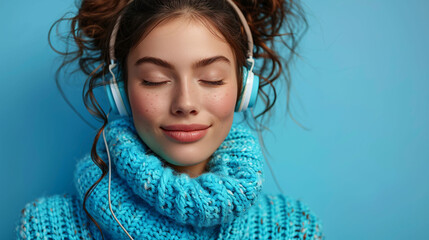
left=200, top=80, right=225, bottom=86
left=140, top=80, right=168, bottom=86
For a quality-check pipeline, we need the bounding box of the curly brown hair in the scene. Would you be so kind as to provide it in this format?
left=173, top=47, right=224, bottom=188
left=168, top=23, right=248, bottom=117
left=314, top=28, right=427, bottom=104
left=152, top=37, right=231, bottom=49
left=49, top=0, right=307, bottom=238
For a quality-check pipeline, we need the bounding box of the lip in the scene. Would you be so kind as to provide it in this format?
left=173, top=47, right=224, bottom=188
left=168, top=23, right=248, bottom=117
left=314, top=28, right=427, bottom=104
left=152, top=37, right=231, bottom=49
left=161, top=124, right=210, bottom=131
left=161, top=124, right=210, bottom=143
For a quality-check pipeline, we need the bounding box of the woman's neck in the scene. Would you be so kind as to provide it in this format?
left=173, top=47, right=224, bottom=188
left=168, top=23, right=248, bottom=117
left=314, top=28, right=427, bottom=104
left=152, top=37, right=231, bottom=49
left=164, top=158, right=210, bottom=178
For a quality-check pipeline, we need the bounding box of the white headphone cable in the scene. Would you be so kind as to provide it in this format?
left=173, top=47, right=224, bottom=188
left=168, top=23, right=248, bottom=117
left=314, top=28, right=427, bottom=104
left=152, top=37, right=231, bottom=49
left=102, top=128, right=134, bottom=240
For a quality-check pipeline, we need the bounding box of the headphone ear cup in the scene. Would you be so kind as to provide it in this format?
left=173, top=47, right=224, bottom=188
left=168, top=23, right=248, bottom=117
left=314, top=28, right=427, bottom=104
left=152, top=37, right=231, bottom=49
left=105, top=65, right=132, bottom=117
left=235, top=67, right=260, bottom=112
left=247, top=73, right=259, bottom=109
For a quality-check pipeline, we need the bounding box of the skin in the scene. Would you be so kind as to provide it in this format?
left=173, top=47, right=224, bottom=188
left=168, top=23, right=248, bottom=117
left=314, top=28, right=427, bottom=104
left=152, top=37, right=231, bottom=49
left=126, top=16, right=238, bottom=178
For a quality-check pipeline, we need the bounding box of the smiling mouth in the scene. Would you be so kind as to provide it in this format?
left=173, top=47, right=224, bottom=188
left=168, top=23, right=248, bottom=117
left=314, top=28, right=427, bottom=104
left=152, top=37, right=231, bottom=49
left=161, top=124, right=210, bottom=143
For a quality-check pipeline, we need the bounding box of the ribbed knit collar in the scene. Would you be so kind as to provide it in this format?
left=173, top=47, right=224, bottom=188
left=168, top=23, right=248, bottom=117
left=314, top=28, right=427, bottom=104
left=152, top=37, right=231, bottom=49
left=74, top=117, right=265, bottom=238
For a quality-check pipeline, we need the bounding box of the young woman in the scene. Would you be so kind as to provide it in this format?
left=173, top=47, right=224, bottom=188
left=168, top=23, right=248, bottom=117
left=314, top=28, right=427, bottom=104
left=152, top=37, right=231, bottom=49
left=17, top=0, right=323, bottom=239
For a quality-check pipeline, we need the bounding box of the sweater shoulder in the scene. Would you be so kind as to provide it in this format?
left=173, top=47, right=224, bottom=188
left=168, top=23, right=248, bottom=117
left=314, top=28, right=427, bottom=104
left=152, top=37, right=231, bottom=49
left=261, top=194, right=324, bottom=239
left=16, top=194, right=93, bottom=240
left=219, top=194, right=324, bottom=240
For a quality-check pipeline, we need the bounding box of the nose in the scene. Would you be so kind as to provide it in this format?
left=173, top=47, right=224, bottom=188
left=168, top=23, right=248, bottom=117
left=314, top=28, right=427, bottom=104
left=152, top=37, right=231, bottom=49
left=171, top=80, right=199, bottom=116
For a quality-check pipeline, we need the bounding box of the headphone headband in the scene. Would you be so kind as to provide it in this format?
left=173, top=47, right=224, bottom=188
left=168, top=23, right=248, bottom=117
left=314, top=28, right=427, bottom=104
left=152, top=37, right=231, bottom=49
left=109, top=0, right=254, bottom=67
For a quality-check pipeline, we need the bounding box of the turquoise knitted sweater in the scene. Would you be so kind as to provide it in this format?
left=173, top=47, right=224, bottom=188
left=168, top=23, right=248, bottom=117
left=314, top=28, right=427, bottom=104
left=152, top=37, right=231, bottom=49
left=16, top=118, right=324, bottom=239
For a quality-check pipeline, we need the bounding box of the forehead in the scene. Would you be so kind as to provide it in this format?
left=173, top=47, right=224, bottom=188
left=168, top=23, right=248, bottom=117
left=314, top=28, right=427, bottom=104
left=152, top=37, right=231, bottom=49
left=127, top=16, right=235, bottom=68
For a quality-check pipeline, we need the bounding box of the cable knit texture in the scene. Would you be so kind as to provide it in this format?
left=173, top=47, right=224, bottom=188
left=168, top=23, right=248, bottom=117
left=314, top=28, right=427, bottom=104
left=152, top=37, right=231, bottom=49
left=98, top=118, right=264, bottom=227
left=16, top=118, right=324, bottom=239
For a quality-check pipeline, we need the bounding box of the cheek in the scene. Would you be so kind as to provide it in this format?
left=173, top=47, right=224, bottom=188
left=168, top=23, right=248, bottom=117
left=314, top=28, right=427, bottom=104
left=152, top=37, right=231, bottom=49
left=204, top=89, right=237, bottom=119
left=128, top=88, right=164, bottom=127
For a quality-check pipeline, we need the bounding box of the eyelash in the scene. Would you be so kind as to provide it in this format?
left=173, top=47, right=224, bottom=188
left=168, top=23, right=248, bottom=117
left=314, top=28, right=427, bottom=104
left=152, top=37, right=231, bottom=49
left=141, top=79, right=225, bottom=86
left=140, top=80, right=167, bottom=86
left=201, top=80, right=225, bottom=86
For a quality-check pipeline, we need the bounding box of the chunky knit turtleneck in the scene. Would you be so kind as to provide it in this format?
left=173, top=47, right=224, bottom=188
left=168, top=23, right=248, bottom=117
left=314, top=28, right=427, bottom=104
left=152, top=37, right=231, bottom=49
left=16, top=118, right=324, bottom=240
left=74, top=118, right=265, bottom=239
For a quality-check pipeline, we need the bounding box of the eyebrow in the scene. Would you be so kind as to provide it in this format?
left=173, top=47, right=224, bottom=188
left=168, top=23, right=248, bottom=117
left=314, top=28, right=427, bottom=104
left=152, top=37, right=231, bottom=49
left=193, top=55, right=231, bottom=68
left=134, top=55, right=231, bottom=69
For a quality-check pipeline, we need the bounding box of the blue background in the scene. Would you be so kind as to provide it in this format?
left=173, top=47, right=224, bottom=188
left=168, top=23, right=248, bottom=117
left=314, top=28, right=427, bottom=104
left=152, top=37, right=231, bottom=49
left=1, top=0, right=428, bottom=239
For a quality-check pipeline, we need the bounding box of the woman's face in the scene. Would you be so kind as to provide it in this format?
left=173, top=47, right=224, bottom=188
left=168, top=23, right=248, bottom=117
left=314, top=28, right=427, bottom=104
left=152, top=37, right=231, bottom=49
left=126, top=17, right=238, bottom=170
